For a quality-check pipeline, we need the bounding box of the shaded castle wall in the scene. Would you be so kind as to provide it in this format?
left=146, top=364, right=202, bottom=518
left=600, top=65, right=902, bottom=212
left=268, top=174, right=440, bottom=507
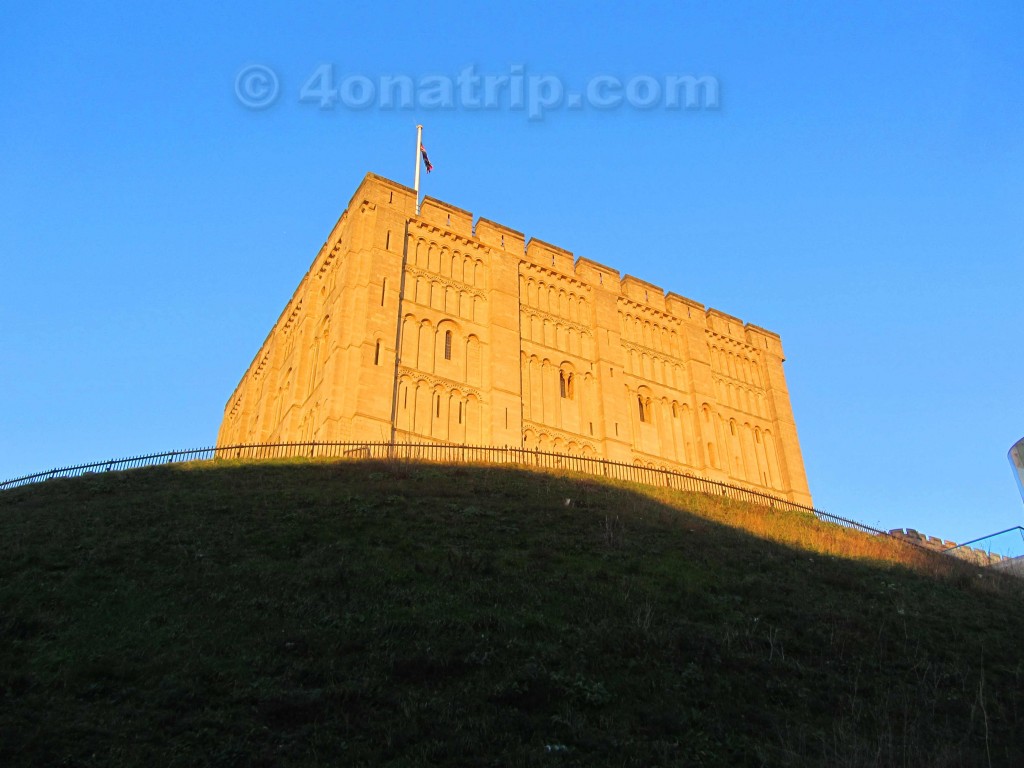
left=218, top=173, right=813, bottom=505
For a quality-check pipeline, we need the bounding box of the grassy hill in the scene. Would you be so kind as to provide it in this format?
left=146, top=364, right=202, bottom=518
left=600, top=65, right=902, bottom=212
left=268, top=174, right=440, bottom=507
left=1, top=459, right=1022, bottom=767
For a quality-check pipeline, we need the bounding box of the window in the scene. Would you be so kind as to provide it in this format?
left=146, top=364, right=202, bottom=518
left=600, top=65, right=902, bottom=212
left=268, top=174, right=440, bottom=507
left=444, top=330, right=452, bottom=360
left=559, top=370, right=574, bottom=399
left=374, top=340, right=381, bottom=365
left=638, top=396, right=649, bottom=423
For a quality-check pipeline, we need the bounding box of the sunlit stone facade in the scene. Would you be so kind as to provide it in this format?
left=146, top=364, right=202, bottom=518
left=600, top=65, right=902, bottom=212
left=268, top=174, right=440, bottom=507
left=217, top=173, right=813, bottom=505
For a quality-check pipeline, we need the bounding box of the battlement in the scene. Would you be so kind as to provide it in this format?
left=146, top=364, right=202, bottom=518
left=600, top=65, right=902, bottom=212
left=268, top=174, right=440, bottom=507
left=218, top=171, right=812, bottom=507
left=344, top=172, right=781, bottom=341
left=475, top=218, right=525, bottom=253
left=889, top=528, right=1005, bottom=566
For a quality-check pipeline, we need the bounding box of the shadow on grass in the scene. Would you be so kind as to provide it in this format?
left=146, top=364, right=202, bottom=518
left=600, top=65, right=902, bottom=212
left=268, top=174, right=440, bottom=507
left=1, top=459, right=1022, bottom=767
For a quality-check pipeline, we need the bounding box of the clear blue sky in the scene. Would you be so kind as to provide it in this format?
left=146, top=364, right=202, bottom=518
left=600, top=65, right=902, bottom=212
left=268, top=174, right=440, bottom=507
left=2, top=1, right=1021, bottom=548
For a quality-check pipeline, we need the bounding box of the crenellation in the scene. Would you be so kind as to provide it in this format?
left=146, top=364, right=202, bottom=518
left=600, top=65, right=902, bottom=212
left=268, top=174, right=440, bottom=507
left=523, top=238, right=574, bottom=274
left=475, top=218, right=525, bottom=253
left=574, top=256, right=620, bottom=288
left=218, top=172, right=812, bottom=505
left=665, top=292, right=705, bottom=322
left=420, top=197, right=473, bottom=238
left=620, top=275, right=667, bottom=312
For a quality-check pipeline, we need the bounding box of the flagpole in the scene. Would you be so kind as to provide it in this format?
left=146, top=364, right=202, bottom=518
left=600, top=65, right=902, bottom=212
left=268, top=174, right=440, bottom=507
left=413, top=124, right=423, bottom=215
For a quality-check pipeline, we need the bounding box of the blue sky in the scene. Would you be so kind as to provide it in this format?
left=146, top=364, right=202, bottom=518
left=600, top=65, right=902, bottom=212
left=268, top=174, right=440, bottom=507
left=2, top=1, right=1021, bottom=548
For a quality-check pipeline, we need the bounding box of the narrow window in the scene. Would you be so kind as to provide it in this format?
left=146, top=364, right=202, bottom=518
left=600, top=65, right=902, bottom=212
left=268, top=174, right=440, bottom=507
left=444, top=330, right=452, bottom=360
left=559, top=371, right=567, bottom=398
left=436, top=396, right=440, bottom=417
left=447, top=214, right=451, bottom=225
left=589, top=421, right=593, bottom=435
left=615, top=422, right=619, bottom=436
left=374, top=340, right=381, bottom=365
left=381, top=279, right=387, bottom=306
left=672, top=402, right=678, bottom=418
left=730, top=421, right=736, bottom=436
left=566, top=373, right=574, bottom=399
left=638, top=397, right=647, bottom=423
left=385, top=230, right=391, bottom=250
left=501, top=234, right=505, bottom=248
left=389, top=191, right=393, bottom=203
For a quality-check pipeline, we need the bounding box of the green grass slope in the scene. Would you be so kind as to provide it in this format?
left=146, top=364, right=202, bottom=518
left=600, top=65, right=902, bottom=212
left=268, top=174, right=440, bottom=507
left=1, top=460, right=1022, bottom=767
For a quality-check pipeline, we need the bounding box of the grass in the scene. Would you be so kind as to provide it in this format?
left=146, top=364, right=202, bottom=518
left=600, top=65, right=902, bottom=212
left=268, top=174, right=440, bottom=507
left=1, top=458, right=1022, bottom=767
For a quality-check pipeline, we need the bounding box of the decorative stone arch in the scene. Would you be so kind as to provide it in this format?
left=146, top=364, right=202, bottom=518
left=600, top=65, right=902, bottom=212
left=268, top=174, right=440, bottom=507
left=465, top=333, right=482, bottom=386
left=577, top=296, right=589, bottom=322
left=450, top=249, right=463, bottom=281
left=558, top=361, right=577, bottom=400
left=701, top=402, right=719, bottom=468
left=636, top=384, right=654, bottom=424
left=414, top=237, right=428, bottom=268
left=435, top=318, right=462, bottom=367
left=581, top=331, right=594, bottom=359
left=536, top=281, right=548, bottom=311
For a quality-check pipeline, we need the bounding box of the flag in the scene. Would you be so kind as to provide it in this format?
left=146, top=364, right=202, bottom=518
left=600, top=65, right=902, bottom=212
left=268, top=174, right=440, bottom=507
left=420, top=144, right=433, bottom=173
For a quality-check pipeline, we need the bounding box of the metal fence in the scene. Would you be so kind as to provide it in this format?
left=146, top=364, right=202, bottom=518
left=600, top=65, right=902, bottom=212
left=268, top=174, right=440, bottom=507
left=1, top=440, right=893, bottom=540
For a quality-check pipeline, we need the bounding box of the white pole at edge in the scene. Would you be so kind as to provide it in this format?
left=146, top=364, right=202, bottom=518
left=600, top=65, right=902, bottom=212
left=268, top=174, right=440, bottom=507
left=414, top=124, right=423, bottom=215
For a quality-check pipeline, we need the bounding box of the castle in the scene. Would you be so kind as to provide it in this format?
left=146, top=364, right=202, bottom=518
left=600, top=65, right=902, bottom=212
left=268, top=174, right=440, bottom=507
left=217, top=173, right=813, bottom=505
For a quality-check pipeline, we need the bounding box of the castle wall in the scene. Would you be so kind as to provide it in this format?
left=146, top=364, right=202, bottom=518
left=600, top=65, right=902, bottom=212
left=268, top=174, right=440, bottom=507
left=218, top=173, right=813, bottom=506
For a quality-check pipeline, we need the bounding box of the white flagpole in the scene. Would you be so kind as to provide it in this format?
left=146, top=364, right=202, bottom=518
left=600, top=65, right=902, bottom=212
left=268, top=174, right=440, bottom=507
left=413, top=124, right=423, bottom=215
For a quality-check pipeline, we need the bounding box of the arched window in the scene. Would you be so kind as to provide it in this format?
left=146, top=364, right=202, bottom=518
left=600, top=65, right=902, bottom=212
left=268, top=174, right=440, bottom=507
left=559, top=370, right=575, bottom=399
left=638, top=396, right=649, bottom=423
left=444, top=330, right=452, bottom=360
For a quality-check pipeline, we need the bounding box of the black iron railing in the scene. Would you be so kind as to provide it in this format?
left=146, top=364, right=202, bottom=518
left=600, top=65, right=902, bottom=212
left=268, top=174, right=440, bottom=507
left=0, top=440, right=894, bottom=541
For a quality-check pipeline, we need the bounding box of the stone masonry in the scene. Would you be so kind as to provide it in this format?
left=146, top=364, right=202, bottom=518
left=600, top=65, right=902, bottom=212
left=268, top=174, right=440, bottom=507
left=217, top=173, right=813, bottom=505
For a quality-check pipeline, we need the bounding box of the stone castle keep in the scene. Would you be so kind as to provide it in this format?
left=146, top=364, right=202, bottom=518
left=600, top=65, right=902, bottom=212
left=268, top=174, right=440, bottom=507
left=217, top=173, right=813, bottom=506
